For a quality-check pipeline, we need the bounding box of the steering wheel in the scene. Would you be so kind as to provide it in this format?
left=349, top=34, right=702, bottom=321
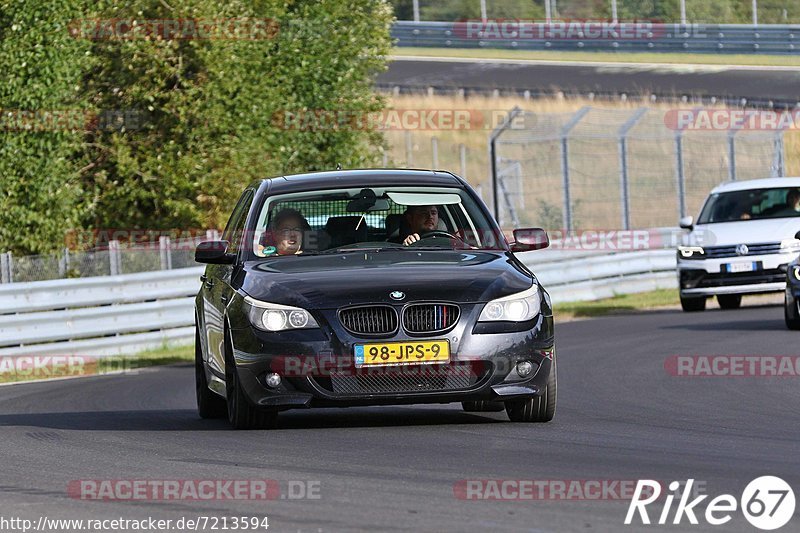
left=417, top=230, right=459, bottom=240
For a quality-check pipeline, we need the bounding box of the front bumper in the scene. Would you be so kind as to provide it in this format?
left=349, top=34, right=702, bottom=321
left=678, top=252, right=791, bottom=296
left=228, top=309, right=555, bottom=411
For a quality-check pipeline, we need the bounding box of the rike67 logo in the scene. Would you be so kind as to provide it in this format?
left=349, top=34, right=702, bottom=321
left=625, top=477, right=795, bottom=530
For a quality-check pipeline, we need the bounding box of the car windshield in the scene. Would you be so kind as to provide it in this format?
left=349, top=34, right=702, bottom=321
left=697, top=186, right=800, bottom=224
left=250, top=186, right=505, bottom=257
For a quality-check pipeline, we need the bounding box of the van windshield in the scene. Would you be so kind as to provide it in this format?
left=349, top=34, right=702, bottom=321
left=697, top=187, right=800, bottom=224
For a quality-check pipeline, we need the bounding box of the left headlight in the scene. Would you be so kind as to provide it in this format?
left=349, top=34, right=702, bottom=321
left=478, top=284, right=541, bottom=322
left=244, top=296, right=319, bottom=332
left=780, top=239, right=800, bottom=254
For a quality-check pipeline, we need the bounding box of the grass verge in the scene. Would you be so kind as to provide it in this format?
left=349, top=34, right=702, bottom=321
left=392, top=47, right=800, bottom=67
left=553, top=289, right=679, bottom=320
left=0, top=344, right=193, bottom=385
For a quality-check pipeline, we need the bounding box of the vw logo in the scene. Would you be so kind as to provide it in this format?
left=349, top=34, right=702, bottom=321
left=389, top=291, right=405, bottom=301
left=736, top=244, right=749, bottom=256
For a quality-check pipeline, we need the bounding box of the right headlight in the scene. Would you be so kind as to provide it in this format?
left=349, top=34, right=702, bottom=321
left=244, top=296, right=319, bottom=332
left=478, top=284, right=541, bottom=322
left=678, top=245, right=705, bottom=259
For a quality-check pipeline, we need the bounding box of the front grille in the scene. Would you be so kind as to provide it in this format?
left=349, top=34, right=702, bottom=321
left=704, top=242, right=782, bottom=259
left=681, top=268, right=786, bottom=289
left=403, top=303, right=460, bottom=334
left=338, top=305, right=398, bottom=336
left=319, top=362, right=488, bottom=395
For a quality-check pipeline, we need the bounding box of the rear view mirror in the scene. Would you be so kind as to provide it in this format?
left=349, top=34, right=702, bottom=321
left=510, top=228, right=549, bottom=252
left=195, top=240, right=235, bottom=264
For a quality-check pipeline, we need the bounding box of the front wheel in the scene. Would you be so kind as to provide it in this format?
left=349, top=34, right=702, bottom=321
left=785, top=294, right=800, bottom=330
left=680, top=295, right=706, bottom=312
left=717, top=294, right=742, bottom=309
left=505, top=357, right=557, bottom=423
left=225, top=334, right=278, bottom=430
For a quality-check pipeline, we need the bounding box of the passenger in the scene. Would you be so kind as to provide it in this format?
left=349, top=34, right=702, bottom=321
left=258, top=208, right=310, bottom=256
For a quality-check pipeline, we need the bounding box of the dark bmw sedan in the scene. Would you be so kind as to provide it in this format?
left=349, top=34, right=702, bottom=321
left=786, top=257, right=800, bottom=330
left=194, top=169, right=556, bottom=429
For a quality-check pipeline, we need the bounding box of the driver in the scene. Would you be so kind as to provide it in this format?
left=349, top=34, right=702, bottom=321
left=401, top=205, right=439, bottom=246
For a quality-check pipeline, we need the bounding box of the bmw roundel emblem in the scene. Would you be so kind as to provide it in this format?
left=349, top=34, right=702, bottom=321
left=390, top=291, right=405, bottom=301
left=736, top=244, right=749, bottom=256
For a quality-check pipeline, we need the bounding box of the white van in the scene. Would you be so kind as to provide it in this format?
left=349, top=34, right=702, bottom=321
left=677, top=177, right=800, bottom=312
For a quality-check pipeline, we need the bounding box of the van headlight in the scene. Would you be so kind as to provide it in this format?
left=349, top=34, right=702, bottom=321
left=479, top=284, right=541, bottom=322
left=244, top=296, right=319, bottom=332
left=678, top=246, right=705, bottom=259
left=780, top=239, right=800, bottom=254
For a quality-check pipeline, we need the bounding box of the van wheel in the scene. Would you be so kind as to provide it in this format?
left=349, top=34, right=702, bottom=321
left=680, top=295, right=706, bottom=312
left=717, top=294, right=742, bottom=309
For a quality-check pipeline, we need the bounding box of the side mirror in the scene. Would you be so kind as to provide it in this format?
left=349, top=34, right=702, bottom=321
left=795, top=231, right=800, bottom=240
left=195, top=240, right=235, bottom=264
left=510, top=228, right=549, bottom=252
left=679, top=216, right=694, bottom=230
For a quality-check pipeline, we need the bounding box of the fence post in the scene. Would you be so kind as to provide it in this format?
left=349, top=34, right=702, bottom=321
left=109, top=240, right=121, bottom=276
left=159, top=236, right=173, bottom=270
left=431, top=137, right=439, bottom=169
left=559, top=107, right=592, bottom=232
left=675, top=132, right=687, bottom=219
left=618, top=108, right=648, bottom=230
left=728, top=133, right=737, bottom=181
left=405, top=131, right=413, bottom=167
left=489, top=106, right=522, bottom=222
left=459, top=143, right=467, bottom=179
left=774, top=131, right=786, bottom=177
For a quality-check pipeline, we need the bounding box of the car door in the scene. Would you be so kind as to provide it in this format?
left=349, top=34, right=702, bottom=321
left=204, top=189, right=254, bottom=374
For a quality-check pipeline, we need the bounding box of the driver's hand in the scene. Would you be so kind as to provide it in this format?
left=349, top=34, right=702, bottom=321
left=403, top=233, right=420, bottom=246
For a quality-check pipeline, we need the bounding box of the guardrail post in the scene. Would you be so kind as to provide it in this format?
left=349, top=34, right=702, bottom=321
left=559, top=107, right=591, bottom=232
left=675, top=132, right=687, bottom=219
left=618, top=108, right=648, bottom=230
left=59, top=247, right=71, bottom=278
left=1, top=252, right=12, bottom=284
left=159, top=236, right=173, bottom=270
left=404, top=131, right=413, bottom=167
left=109, top=240, right=121, bottom=276
left=431, top=137, right=439, bottom=168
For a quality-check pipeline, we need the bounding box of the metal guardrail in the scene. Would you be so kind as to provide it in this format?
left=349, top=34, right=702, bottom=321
left=0, top=251, right=678, bottom=358
left=393, top=21, right=800, bottom=55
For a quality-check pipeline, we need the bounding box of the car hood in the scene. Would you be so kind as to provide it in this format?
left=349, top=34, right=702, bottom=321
left=239, top=250, right=534, bottom=309
left=685, top=218, right=800, bottom=246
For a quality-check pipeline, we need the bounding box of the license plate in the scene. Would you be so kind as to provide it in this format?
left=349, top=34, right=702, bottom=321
left=726, top=262, right=756, bottom=273
left=354, top=340, right=450, bottom=367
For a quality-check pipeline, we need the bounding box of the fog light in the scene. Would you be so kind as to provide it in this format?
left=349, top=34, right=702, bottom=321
left=516, top=361, right=534, bottom=378
left=265, top=373, right=282, bottom=388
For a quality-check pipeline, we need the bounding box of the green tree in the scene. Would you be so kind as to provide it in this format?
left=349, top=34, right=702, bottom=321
left=0, top=0, right=92, bottom=254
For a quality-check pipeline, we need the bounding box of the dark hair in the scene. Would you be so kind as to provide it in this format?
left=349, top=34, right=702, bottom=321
left=269, top=208, right=311, bottom=231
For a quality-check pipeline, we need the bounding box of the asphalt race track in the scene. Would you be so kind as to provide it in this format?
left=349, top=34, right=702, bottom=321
left=1, top=304, right=797, bottom=532
left=381, top=57, right=800, bottom=104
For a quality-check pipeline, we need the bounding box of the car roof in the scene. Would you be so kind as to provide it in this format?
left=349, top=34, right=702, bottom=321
left=711, top=177, right=800, bottom=193
left=249, top=169, right=465, bottom=194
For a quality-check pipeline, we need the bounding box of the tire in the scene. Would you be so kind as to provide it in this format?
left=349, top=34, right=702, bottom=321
left=505, top=356, right=557, bottom=423
left=680, top=295, right=706, bottom=312
left=785, top=294, right=800, bottom=330
left=716, top=294, right=742, bottom=310
left=224, top=333, right=278, bottom=430
left=196, top=326, right=227, bottom=419
left=461, top=400, right=505, bottom=412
